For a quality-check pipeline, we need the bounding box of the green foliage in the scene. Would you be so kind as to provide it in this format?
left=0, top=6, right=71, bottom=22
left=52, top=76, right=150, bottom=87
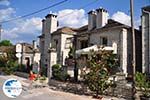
left=135, top=72, right=150, bottom=97
left=52, top=64, right=70, bottom=81
left=68, top=47, right=74, bottom=58
left=16, top=64, right=27, bottom=72
left=2, top=61, right=18, bottom=75
left=0, top=45, right=18, bottom=75
left=0, top=40, right=13, bottom=46
left=0, top=55, right=7, bottom=67
left=84, top=50, right=118, bottom=97
left=41, top=66, right=47, bottom=77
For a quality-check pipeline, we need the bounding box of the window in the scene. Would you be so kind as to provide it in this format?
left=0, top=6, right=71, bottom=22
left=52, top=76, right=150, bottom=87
left=52, top=39, right=58, bottom=49
left=65, top=38, right=72, bottom=49
left=80, top=40, right=88, bottom=49
left=100, top=37, right=108, bottom=46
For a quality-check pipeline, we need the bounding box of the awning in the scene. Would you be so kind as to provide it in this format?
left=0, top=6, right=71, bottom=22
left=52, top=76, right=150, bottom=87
left=76, top=45, right=114, bottom=55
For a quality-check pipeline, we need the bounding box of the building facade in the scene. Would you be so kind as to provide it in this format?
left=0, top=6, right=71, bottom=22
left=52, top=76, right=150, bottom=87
left=39, top=7, right=142, bottom=78
left=15, top=42, right=40, bottom=67
left=76, top=8, right=142, bottom=76
left=142, top=6, right=150, bottom=74
left=39, top=14, right=76, bottom=78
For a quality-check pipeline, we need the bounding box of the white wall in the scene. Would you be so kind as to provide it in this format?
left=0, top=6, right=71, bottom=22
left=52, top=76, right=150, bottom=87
left=90, top=28, right=128, bottom=75
left=61, top=34, right=74, bottom=65
left=142, top=11, right=150, bottom=73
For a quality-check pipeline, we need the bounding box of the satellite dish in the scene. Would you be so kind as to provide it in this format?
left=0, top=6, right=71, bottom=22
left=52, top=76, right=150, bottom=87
left=16, top=44, right=22, bottom=53
left=16, top=53, right=22, bottom=58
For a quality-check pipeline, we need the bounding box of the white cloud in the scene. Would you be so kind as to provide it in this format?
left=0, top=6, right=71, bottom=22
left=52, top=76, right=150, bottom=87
left=111, top=11, right=140, bottom=29
left=111, top=11, right=131, bottom=26
left=0, top=8, right=15, bottom=22
left=1, top=8, right=88, bottom=43
left=57, top=9, right=88, bottom=28
left=0, top=0, right=10, bottom=6
left=2, top=17, right=42, bottom=43
left=15, top=17, right=42, bottom=34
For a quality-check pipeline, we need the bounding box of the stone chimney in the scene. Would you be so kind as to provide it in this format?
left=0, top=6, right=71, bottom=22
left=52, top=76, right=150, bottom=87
left=96, top=8, right=108, bottom=28
left=42, top=19, right=46, bottom=35
left=33, top=40, right=37, bottom=50
left=88, top=10, right=97, bottom=30
left=45, top=14, right=57, bottom=33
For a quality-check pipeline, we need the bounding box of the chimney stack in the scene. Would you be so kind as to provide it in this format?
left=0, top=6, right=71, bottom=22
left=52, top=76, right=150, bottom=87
left=42, top=19, right=46, bottom=35
left=33, top=40, right=37, bottom=50
left=88, top=10, right=97, bottom=30
left=96, top=8, right=108, bottom=28
left=45, top=14, right=57, bottom=33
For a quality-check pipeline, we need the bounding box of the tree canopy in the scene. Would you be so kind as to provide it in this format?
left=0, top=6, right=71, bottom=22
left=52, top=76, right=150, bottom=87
left=0, top=40, right=13, bottom=46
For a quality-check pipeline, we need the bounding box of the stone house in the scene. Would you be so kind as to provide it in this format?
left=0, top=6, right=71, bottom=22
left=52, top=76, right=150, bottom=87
left=39, top=7, right=142, bottom=78
left=39, top=14, right=76, bottom=77
left=142, top=6, right=150, bottom=74
left=76, top=8, right=142, bottom=76
left=15, top=41, right=40, bottom=68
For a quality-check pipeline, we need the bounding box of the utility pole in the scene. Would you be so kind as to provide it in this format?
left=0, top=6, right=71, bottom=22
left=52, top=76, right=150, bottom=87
left=130, top=0, right=136, bottom=99
left=73, top=35, right=78, bottom=82
left=0, top=24, right=2, bottom=41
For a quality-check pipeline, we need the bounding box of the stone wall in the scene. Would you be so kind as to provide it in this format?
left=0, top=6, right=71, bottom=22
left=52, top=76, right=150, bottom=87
left=48, top=73, right=132, bottom=99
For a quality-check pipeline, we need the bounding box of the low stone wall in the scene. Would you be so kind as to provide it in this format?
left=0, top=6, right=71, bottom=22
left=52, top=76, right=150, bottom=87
left=49, top=79, right=92, bottom=95
left=49, top=73, right=133, bottom=99
left=14, top=72, right=29, bottom=79
left=106, top=73, right=132, bottom=99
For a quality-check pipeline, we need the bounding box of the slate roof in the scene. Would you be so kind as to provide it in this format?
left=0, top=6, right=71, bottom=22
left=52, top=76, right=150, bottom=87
left=39, top=18, right=140, bottom=36
left=51, top=27, right=76, bottom=35
left=20, top=43, right=40, bottom=53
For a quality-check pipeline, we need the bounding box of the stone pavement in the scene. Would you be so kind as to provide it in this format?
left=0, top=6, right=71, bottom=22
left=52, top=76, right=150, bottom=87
left=0, top=75, right=127, bottom=100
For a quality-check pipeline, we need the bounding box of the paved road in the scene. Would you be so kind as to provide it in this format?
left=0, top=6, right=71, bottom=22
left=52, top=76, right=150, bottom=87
left=0, top=75, right=95, bottom=100
left=0, top=75, right=126, bottom=100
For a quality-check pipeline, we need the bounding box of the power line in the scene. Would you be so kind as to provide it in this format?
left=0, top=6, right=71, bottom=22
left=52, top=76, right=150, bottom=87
left=7, top=0, right=98, bottom=25
left=0, top=0, right=98, bottom=26
left=0, top=0, right=68, bottom=23
left=59, top=0, right=99, bottom=18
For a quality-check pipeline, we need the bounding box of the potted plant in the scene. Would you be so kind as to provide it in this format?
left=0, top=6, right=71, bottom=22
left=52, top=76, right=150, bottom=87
left=135, top=72, right=150, bottom=100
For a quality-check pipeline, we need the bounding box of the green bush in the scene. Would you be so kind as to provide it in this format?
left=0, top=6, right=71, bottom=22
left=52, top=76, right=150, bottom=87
left=84, top=50, right=118, bottom=97
left=41, top=66, right=47, bottom=77
left=16, top=64, right=27, bottom=72
left=135, top=72, right=150, bottom=97
left=2, top=61, right=19, bottom=75
left=52, top=64, right=70, bottom=81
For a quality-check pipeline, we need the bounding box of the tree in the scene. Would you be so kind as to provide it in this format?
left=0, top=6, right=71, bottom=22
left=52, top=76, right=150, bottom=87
left=0, top=40, right=13, bottom=46
left=84, top=49, right=118, bottom=97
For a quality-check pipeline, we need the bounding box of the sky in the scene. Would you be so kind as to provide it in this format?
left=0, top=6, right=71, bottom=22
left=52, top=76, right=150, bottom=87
left=0, top=0, right=149, bottom=44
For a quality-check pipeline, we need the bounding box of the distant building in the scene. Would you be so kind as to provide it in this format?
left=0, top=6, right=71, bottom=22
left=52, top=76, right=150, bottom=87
left=142, top=6, right=150, bottom=74
left=39, top=7, right=142, bottom=78
left=15, top=41, right=40, bottom=67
